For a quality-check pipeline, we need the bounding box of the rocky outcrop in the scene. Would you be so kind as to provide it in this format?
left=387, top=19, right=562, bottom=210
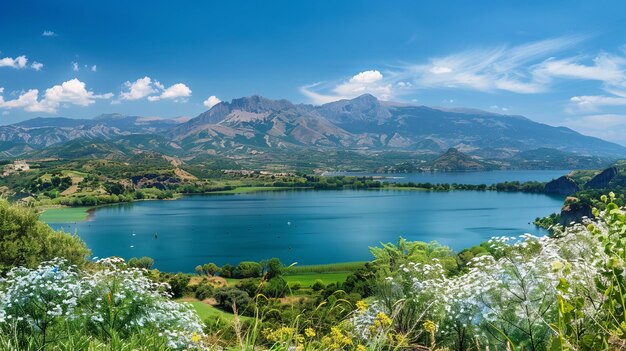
left=585, top=167, right=618, bottom=189
left=559, top=197, right=594, bottom=225
left=544, top=176, right=580, bottom=195
left=429, top=148, right=486, bottom=171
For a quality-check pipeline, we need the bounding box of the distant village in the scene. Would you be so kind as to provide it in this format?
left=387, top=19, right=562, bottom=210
left=1, top=160, right=30, bottom=177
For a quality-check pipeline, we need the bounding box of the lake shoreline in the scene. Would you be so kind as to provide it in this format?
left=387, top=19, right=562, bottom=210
left=40, top=183, right=564, bottom=223
left=45, top=189, right=564, bottom=272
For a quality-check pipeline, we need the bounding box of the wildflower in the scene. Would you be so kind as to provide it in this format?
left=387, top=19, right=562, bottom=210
left=191, top=332, right=201, bottom=343
left=551, top=260, right=564, bottom=271
left=356, top=300, right=368, bottom=312
left=423, top=320, right=436, bottom=333
left=304, top=327, right=316, bottom=338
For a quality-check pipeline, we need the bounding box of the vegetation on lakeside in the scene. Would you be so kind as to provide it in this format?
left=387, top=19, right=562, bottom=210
left=3, top=191, right=626, bottom=349
left=1, top=157, right=567, bottom=218
left=534, top=162, right=626, bottom=229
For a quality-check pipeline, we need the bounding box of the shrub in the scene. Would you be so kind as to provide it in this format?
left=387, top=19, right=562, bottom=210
left=233, top=261, right=262, bottom=278
left=0, top=198, right=90, bottom=273
left=0, top=257, right=206, bottom=350
left=195, top=284, right=214, bottom=301
left=311, top=279, right=325, bottom=292
left=213, top=287, right=251, bottom=313
left=128, top=256, right=154, bottom=269
left=262, top=277, right=288, bottom=298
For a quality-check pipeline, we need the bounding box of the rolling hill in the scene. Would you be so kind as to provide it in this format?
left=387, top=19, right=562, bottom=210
left=1, top=94, right=624, bottom=171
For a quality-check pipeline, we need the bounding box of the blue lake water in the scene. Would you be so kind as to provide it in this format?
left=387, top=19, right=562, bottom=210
left=47, top=189, right=564, bottom=272
left=326, top=170, right=570, bottom=185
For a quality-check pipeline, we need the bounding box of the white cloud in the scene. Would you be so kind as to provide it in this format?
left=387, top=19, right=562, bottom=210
left=147, top=83, right=192, bottom=102
left=31, top=62, right=44, bottom=71
left=119, top=76, right=159, bottom=100
left=72, top=62, right=79, bottom=71
left=300, top=70, right=393, bottom=104
left=42, top=30, right=56, bottom=37
left=117, top=76, right=191, bottom=103
left=0, top=79, right=112, bottom=113
left=91, top=65, right=97, bottom=72
left=203, top=95, right=221, bottom=108
left=0, top=55, right=28, bottom=69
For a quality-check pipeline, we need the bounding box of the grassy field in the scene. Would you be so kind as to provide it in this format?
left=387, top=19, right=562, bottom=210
left=284, top=261, right=366, bottom=274
left=223, top=272, right=352, bottom=288
left=283, top=272, right=351, bottom=287
left=176, top=299, right=250, bottom=322
left=39, top=206, right=91, bottom=223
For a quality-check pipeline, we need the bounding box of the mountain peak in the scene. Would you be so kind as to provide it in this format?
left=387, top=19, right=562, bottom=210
left=351, top=93, right=379, bottom=104
left=228, top=95, right=293, bottom=113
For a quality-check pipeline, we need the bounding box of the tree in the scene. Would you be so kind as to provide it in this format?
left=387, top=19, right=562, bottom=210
left=233, top=261, right=262, bottom=278
left=214, top=287, right=251, bottom=312
left=202, top=263, right=219, bottom=276
left=220, top=264, right=234, bottom=278
left=0, top=198, right=90, bottom=273
left=166, top=273, right=190, bottom=298
left=128, top=256, right=154, bottom=269
left=264, top=257, right=284, bottom=279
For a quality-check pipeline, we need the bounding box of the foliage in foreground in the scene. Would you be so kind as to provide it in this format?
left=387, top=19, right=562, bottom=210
left=0, top=257, right=206, bottom=350
left=1, top=194, right=626, bottom=350
left=0, top=198, right=89, bottom=273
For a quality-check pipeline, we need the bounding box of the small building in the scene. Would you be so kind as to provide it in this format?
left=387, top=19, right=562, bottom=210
left=1, top=160, right=30, bottom=177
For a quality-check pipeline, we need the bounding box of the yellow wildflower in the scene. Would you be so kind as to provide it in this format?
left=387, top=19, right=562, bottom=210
left=423, top=320, right=437, bottom=333
left=551, top=260, right=564, bottom=271
left=191, top=332, right=201, bottom=343
left=356, top=345, right=367, bottom=351
left=304, top=327, right=316, bottom=338
left=356, top=300, right=368, bottom=312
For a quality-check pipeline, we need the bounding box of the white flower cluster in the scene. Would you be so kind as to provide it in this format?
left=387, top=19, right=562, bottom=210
left=0, top=258, right=207, bottom=350
left=356, top=217, right=609, bottom=347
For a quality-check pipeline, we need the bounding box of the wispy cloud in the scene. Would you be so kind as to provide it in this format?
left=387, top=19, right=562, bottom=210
left=301, top=36, right=593, bottom=103
left=42, top=30, right=56, bottom=37
left=0, top=79, right=113, bottom=113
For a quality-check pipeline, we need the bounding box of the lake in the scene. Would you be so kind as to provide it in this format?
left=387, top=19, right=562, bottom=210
left=326, top=170, right=570, bottom=185
left=47, top=189, right=564, bottom=272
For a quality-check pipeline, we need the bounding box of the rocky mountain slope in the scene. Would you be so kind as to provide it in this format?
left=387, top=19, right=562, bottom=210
left=1, top=94, right=625, bottom=170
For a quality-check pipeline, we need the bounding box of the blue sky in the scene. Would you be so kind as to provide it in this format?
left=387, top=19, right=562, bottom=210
left=1, top=1, right=626, bottom=144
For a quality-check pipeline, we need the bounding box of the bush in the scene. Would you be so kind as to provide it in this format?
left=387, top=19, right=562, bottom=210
left=262, top=277, right=289, bottom=298
left=232, top=261, right=262, bottom=278
left=214, top=287, right=251, bottom=313
left=195, top=284, right=214, bottom=300
left=0, top=198, right=90, bottom=273
left=311, top=279, right=325, bottom=292
left=128, top=256, right=154, bottom=269
left=0, top=258, right=206, bottom=350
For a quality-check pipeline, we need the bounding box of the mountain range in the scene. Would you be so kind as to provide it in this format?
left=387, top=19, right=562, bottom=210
left=0, top=94, right=624, bottom=171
